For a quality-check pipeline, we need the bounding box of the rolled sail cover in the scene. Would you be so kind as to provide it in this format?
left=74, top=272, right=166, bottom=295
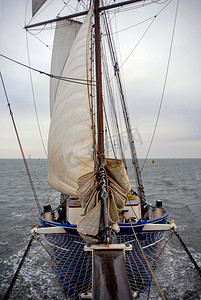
left=104, top=158, right=131, bottom=192
left=48, top=9, right=94, bottom=196
left=77, top=158, right=131, bottom=243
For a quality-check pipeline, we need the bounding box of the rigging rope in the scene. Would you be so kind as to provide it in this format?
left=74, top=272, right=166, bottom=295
left=113, top=16, right=155, bottom=34
left=0, top=53, right=94, bottom=86
left=28, top=30, right=53, bottom=49
left=3, top=236, right=34, bottom=300
left=103, top=102, right=117, bottom=158
left=121, top=16, right=156, bottom=70
left=0, top=72, right=42, bottom=214
left=57, top=0, right=70, bottom=17
left=101, top=40, right=125, bottom=162
left=141, top=0, right=179, bottom=172
left=172, top=229, right=201, bottom=278
left=25, top=30, right=48, bottom=158
left=145, top=230, right=174, bottom=299
left=26, top=0, right=55, bottom=26
left=119, top=0, right=174, bottom=71
left=33, top=233, right=69, bottom=294
left=103, top=12, right=146, bottom=203
left=130, top=223, right=166, bottom=300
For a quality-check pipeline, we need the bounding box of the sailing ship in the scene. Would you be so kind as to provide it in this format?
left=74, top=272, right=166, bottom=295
left=26, top=0, right=175, bottom=299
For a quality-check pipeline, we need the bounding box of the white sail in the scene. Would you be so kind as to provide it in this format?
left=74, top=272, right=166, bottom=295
left=32, top=0, right=47, bottom=16
left=50, top=20, right=82, bottom=116
left=48, top=9, right=94, bottom=196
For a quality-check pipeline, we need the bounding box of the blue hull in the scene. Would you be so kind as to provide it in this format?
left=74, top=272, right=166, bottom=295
left=39, top=207, right=169, bottom=234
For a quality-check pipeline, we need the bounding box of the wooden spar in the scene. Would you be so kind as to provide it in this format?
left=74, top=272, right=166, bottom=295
left=94, top=0, right=109, bottom=242
left=25, top=0, right=147, bottom=30
left=94, top=0, right=104, bottom=158
left=24, top=11, right=88, bottom=29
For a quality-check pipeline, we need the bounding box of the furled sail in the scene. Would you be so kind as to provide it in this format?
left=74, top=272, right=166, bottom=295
left=32, top=0, right=47, bottom=16
left=77, top=158, right=131, bottom=243
left=48, top=8, right=94, bottom=196
left=50, top=20, right=82, bottom=116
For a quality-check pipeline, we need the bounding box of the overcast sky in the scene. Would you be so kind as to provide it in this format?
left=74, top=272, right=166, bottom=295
left=0, top=0, right=201, bottom=159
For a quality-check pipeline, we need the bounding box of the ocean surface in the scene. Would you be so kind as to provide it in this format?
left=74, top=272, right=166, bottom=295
left=0, top=158, right=201, bottom=299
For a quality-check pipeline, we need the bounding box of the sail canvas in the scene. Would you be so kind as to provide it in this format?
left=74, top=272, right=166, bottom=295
left=48, top=8, right=94, bottom=196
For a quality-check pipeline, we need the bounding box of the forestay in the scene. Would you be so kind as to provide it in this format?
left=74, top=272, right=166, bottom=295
left=48, top=8, right=94, bottom=196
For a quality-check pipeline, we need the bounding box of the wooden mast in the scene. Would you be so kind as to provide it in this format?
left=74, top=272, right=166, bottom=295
left=25, top=0, right=147, bottom=214
left=94, top=0, right=104, bottom=159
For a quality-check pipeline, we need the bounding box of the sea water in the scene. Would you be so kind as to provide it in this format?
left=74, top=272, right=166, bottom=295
left=0, top=158, right=201, bottom=299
